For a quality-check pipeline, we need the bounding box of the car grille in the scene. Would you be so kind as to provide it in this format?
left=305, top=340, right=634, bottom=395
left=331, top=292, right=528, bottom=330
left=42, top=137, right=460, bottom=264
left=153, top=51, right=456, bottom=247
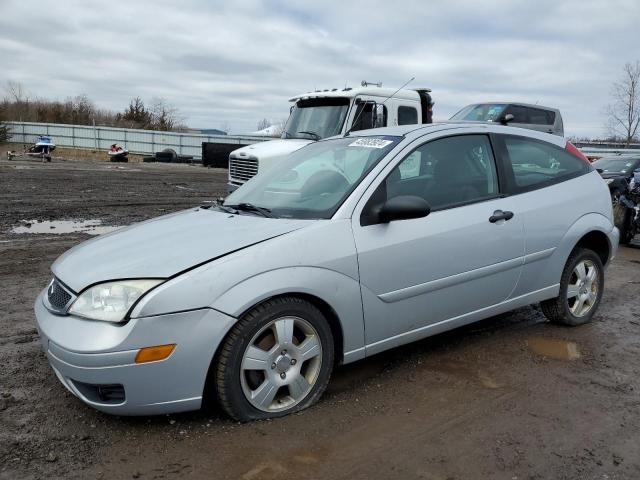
left=47, top=279, right=73, bottom=312
left=229, top=156, right=258, bottom=182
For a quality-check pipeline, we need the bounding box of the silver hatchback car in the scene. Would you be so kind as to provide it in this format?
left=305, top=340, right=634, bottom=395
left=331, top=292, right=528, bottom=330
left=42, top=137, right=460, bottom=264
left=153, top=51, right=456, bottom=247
left=34, top=123, right=618, bottom=421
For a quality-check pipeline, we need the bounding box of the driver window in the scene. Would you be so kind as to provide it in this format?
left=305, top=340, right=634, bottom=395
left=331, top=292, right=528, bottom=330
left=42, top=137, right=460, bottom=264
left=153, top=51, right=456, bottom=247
left=351, top=102, right=387, bottom=131
left=362, top=135, right=498, bottom=225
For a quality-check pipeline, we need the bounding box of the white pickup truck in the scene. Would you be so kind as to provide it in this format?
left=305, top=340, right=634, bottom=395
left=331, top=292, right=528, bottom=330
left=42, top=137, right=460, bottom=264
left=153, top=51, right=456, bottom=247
left=228, top=84, right=433, bottom=191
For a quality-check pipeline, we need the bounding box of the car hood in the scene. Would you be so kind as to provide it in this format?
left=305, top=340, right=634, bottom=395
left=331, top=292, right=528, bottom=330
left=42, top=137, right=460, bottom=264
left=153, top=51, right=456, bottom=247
left=232, top=139, right=313, bottom=160
left=52, top=208, right=310, bottom=292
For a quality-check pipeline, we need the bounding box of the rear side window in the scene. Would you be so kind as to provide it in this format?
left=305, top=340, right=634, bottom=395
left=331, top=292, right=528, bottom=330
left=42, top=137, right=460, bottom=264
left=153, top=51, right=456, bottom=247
left=502, top=136, right=589, bottom=191
left=528, top=107, right=555, bottom=125
left=503, top=105, right=528, bottom=123
left=398, top=106, right=418, bottom=125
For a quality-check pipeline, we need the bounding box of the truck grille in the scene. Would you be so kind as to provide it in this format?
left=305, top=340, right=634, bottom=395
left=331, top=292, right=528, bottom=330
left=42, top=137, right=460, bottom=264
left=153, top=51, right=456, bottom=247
left=46, top=278, right=74, bottom=312
left=229, top=156, right=258, bottom=182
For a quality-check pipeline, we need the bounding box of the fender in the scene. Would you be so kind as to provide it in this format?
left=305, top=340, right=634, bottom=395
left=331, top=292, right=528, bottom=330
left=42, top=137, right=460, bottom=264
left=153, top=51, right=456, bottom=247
left=210, top=266, right=366, bottom=363
left=512, top=212, right=617, bottom=299
left=558, top=212, right=617, bottom=265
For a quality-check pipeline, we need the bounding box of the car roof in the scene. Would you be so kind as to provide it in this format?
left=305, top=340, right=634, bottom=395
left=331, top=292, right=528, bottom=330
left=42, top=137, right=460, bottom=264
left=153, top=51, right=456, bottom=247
left=463, top=102, right=560, bottom=113
left=345, top=122, right=567, bottom=147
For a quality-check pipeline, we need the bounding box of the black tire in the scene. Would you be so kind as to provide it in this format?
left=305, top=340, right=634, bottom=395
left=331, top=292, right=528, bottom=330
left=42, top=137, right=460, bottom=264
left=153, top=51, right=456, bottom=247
left=540, top=248, right=604, bottom=326
left=618, top=208, right=634, bottom=245
left=214, top=297, right=334, bottom=421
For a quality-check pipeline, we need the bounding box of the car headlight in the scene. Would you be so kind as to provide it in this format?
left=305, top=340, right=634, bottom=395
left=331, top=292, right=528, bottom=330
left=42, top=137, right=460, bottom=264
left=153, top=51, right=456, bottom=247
left=604, top=178, right=614, bottom=184
left=69, top=279, right=163, bottom=322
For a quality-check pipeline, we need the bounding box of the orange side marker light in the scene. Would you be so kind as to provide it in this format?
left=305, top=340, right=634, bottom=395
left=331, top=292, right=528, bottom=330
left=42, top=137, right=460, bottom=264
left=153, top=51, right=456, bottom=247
left=135, top=344, right=176, bottom=363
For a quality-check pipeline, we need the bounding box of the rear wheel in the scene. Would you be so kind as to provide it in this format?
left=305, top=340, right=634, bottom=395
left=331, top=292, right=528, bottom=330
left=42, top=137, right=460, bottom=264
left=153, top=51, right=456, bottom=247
left=214, top=297, right=334, bottom=421
left=540, top=248, right=604, bottom=326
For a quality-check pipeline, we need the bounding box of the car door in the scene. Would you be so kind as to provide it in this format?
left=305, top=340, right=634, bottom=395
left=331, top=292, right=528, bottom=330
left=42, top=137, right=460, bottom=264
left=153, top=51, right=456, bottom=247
left=351, top=134, right=525, bottom=354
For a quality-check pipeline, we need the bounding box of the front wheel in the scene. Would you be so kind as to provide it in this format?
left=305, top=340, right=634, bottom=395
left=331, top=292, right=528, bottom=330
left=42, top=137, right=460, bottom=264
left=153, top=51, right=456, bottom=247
left=540, top=248, right=604, bottom=326
left=214, top=297, right=334, bottom=421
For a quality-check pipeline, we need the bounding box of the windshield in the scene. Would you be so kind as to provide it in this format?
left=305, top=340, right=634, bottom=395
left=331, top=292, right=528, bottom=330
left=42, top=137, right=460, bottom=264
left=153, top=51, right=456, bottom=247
left=592, top=157, right=638, bottom=174
left=223, top=136, right=400, bottom=219
left=451, top=103, right=506, bottom=122
left=282, top=98, right=350, bottom=140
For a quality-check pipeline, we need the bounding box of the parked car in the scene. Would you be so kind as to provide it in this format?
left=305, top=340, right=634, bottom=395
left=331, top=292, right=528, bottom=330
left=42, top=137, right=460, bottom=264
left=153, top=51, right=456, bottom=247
left=592, top=155, right=640, bottom=192
left=34, top=123, right=617, bottom=421
left=451, top=103, right=564, bottom=136
left=593, top=155, right=640, bottom=244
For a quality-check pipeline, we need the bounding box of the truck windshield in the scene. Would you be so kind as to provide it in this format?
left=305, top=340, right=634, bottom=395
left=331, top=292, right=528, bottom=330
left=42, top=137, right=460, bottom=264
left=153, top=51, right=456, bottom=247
left=283, top=98, right=350, bottom=140
left=451, top=103, right=506, bottom=122
left=223, top=135, right=400, bottom=219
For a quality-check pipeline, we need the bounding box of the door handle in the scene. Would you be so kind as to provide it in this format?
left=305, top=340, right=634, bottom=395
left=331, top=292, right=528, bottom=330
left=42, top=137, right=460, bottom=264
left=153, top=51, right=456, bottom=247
left=489, top=210, right=514, bottom=223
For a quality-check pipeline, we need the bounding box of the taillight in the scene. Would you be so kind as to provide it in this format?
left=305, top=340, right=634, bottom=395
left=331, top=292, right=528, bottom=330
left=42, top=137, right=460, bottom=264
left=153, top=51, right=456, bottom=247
left=565, top=141, right=590, bottom=165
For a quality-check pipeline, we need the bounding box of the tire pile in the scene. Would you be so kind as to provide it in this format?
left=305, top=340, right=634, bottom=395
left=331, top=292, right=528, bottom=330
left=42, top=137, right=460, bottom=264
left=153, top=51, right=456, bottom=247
left=143, top=148, right=198, bottom=164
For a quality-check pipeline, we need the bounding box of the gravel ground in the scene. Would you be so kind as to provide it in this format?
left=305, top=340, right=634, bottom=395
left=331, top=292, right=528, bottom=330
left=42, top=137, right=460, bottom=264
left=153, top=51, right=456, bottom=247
left=1, top=149, right=639, bottom=480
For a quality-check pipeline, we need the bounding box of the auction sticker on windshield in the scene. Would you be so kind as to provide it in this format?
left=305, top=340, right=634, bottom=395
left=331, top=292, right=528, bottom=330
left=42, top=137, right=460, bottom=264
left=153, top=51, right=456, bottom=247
left=349, top=138, right=394, bottom=149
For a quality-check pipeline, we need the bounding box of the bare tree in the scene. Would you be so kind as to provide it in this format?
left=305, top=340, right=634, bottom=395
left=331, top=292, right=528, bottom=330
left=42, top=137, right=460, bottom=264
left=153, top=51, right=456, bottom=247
left=270, top=118, right=287, bottom=137
left=5, top=81, right=27, bottom=103
left=256, top=118, right=270, bottom=131
left=218, top=121, right=231, bottom=134
left=148, top=97, right=186, bottom=131
left=0, top=84, right=188, bottom=132
left=606, top=61, right=640, bottom=145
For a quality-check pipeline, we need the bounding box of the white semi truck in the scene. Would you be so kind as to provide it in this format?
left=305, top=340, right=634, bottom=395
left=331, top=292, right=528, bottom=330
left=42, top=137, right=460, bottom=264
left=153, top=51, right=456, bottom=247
left=228, top=83, right=433, bottom=191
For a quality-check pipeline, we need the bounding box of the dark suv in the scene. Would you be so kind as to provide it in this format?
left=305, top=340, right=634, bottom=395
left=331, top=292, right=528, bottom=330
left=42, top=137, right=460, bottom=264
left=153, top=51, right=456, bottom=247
left=451, top=103, right=564, bottom=136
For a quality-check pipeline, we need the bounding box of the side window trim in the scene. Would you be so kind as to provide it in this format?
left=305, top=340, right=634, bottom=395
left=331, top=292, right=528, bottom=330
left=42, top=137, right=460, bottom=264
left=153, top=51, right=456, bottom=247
left=359, top=133, right=503, bottom=226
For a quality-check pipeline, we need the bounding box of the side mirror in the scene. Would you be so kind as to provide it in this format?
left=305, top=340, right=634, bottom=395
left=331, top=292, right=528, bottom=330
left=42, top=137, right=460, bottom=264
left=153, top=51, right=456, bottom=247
left=379, top=195, right=431, bottom=223
left=374, top=104, right=385, bottom=128
left=499, top=113, right=514, bottom=125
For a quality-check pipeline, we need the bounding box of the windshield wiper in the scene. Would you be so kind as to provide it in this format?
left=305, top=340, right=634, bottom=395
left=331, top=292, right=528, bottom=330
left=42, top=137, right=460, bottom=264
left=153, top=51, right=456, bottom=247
left=216, top=204, right=239, bottom=214
left=223, top=202, right=275, bottom=218
left=297, top=130, right=321, bottom=140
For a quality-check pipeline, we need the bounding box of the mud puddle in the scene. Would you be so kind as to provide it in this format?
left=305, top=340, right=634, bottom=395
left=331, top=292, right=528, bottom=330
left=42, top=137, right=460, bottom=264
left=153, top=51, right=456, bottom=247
left=527, top=337, right=581, bottom=360
left=10, top=219, right=123, bottom=235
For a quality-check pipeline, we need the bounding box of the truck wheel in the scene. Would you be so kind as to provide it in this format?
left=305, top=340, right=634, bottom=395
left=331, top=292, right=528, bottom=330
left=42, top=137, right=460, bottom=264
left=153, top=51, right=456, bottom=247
left=215, top=297, right=334, bottom=421
left=540, top=248, right=604, bottom=326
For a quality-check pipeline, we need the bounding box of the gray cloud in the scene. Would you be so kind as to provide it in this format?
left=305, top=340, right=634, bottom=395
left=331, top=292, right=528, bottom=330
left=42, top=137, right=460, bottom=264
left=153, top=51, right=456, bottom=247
left=0, top=0, right=638, bottom=135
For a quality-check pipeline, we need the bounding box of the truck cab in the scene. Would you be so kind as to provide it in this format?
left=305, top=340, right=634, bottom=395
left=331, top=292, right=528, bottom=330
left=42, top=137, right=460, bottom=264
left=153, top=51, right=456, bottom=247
left=228, top=84, right=433, bottom=191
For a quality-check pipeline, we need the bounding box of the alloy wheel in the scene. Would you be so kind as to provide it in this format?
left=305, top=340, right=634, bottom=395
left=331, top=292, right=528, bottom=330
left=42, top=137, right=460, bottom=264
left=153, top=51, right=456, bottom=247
left=240, top=316, right=322, bottom=412
left=566, top=259, right=599, bottom=317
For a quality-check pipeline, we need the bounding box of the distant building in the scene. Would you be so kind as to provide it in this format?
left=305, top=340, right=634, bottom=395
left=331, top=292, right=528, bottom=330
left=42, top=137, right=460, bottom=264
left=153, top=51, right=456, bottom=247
left=198, top=128, right=227, bottom=136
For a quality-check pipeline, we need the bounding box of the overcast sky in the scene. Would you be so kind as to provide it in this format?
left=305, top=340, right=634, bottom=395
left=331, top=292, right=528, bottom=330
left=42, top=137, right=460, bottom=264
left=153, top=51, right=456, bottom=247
left=1, top=0, right=638, bottom=136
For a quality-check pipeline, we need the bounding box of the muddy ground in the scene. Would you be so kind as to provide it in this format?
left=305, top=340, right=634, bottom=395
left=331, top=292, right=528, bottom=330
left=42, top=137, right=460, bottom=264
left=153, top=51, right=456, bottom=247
left=1, top=149, right=639, bottom=480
